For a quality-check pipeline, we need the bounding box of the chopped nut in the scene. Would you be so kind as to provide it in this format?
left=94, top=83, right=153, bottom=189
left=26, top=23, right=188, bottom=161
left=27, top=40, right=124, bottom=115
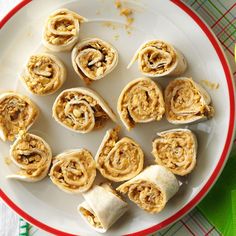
left=51, top=37, right=61, bottom=45
left=67, top=25, right=75, bottom=30
left=115, top=0, right=122, bottom=9
left=114, top=1, right=134, bottom=35
left=127, top=17, right=134, bottom=25
left=73, top=109, right=82, bottom=117
left=120, top=8, right=133, bottom=17
left=96, top=67, right=104, bottom=76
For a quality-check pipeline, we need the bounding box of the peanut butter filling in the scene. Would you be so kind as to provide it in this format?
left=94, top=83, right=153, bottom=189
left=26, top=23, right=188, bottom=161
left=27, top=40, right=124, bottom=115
left=50, top=150, right=96, bottom=192
left=119, top=78, right=165, bottom=129
left=165, top=79, right=214, bottom=122
left=80, top=207, right=102, bottom=229
left=0, top=94, right=38, bottom=141
left=138, top=41, right=176, bottom=75
left=11, top=133, right=51, bottom=178
left=44, top=9, right=85, bottom=47
left=73, top=39, right=117, bottom=82
left=97, top=128, right=144, bottom=181
left=152, top=131, right=196, bottom=175
left=54, top=91, right=109, bottom=132
left=118, top=180, right=164, bottom=213
left=24, top=55, right=63, bottom=95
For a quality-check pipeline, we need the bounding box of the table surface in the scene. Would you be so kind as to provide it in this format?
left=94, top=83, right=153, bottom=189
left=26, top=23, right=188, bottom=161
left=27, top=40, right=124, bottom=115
left=0, top=1, right=235, bottom=236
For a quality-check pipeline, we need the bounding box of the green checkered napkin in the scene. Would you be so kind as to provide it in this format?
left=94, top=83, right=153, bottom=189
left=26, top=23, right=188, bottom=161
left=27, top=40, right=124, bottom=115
left=19, top=218, right=29, bottom=236
left=198, top=143, right=236, bottom=236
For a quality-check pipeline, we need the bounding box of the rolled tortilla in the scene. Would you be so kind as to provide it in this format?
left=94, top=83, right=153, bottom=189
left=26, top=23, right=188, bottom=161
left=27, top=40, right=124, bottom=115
left=127, top=40, right=187, bottom=77
left=49, top=149, right=96, bottom=193
left=52, top=87, right=117, bottom=133
left=78, top=183, right=128, bottom=233
left=7, top=133, right=52, bottom=182
left=152, top=129, right=197, bottom=176
left=165, top=77, right=214, bottom=124
left=0, top=92, right=39, bottom=141
left=72, top=38, right=118, bottom=84
left=21, top=53, right=66, bottom=95
left=117, top=165, right=179, bottom=213
left=43, top=8, right=87, bottom=52
left=117, top=77, right=165, bottom=130
left=95, top=127, right=144, bottom=182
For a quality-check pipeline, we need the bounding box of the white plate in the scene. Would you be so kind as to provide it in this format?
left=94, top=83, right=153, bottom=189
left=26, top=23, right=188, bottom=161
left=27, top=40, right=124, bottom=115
left=0, top=0, right=235, bottom=235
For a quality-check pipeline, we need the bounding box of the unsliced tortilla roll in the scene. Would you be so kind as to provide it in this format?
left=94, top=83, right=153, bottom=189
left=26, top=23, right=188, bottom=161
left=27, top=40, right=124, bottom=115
left=21, top=53, right=66, bottom=95
left=49, top=149, right=96, bottom=193
left=72, top=38, right=118, bottom=84
left=78, top=183, right=128, bottom=233
left=95, top=127, right=144, bottom=182
left=117, top=77, right=165, bottom=130
left=0, top=92, right=39, bottom=141
left=7, top=133, right=52, bottom=182
left=43, top=8, right=87, bottom=52
left=117, top=165, right=179, bottom=213
left=165, top=77, right=214, bottom=124
left=127, top=40, right=187, bottom=77
left=152, top=129, right=197, bottom=176
left=52, top=87, right=117, bottom=133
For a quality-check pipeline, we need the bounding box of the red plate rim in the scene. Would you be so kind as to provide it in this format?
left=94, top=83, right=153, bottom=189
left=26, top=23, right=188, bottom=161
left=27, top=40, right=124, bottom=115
left=0, top=0, right=235, bottom=235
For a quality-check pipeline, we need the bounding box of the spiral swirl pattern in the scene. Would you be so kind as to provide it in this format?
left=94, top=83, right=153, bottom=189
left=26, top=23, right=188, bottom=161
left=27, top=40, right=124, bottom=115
left=96, top=127, right=144, bottom=182
left=152, top=129, right=197, bottom=176
left=9, top=133, right=52, bottom=182
left=52, top=88, right=116, bottom=133
left=128, top=40, right=187, bottom=77
left=0, top=92, right=39, bottom=141
left=72, top=38, right=118, bottom=84
left=22, top=53, right=66, bottom=95
left=43, top=8, right=86, bottom=52
left=165, top=77, right=214, bottom=124
left=121, top=180, right=164, bottom=213
left=117, top=78, right=165, bottom=130
left=117, top=165, right=179, bottom=213
left=49, top=149, right=96, bottom=193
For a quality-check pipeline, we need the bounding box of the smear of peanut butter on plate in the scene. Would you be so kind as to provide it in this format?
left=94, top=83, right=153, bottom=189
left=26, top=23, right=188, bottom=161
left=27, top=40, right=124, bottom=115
left=4, top=157, right=12, bottom=165
left=115, top=0, right=134, bottom=34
